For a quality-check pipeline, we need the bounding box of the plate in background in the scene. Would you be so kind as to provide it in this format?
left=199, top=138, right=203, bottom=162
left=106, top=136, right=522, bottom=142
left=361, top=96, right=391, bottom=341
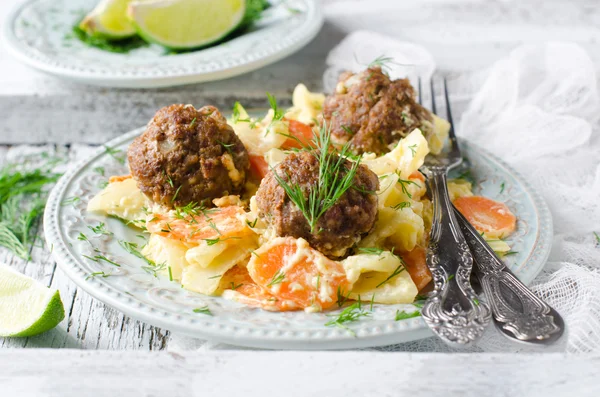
left=43, top=123, right=553, bottom=350
left=2, top=0, right=323, bottom=88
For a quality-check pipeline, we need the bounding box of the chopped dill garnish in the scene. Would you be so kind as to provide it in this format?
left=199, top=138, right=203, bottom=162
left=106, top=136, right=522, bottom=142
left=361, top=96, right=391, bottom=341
left=358, top=247, right=385, bottom=255
left=189, top=117, right=197, bottom=128
left=447, top=274, right=455, bottom=282
left=341, top=125, right=354, bottom=135
left=456, top=169, right=475, bottom=184
left=230, top=282, right=243, bottom=290
left=391, top=201, right=411, bottom=210
left=172, top=186, right=182, bottom=203
left=104, top=145, right=126, bottom=165
left=503, top=251, right=519, bottom=256
left=408, top=144, right=417, bottom=158
left=246, top=219, right=258, bottom=228
left=271, top=123, right=365, bottom=232
left=325, top=299, right=371, bottom=335
left=118, top=239, right=165, bottom=276
left=594, top=231, right=599, bottom=246
left=473, top=298, right=480, bottom=306
left=499, top=182, right=506, bottom=194
left=395, top=309, right=420, bottom=321
left=61, top=196, right=80, bottom=207
left=232, top=101, right=251, bottom=123
left=267, top=270, right=285, bottom=287
left=85, top=271, right=111, bottom=280
left=208, top=274, right=222, bottom=279
left=202, top=236, right=241, bottom=246
left=375, top=263, right=406, bottom=288
left=415, top=294, right=428, bottom=301
left=88, top=222, right=113, bottom=236
left=168, top=266, right=173, bottom=281
left=396, top=175, right=418, bottom=198
left=77, top=232, right=91, bottom=244
left=93, top=166, right=105, bottom=176
left=266, top=92, right=285, bottom=123
left=83, top=253, right=121, bottom=267
left=336, top=286, right=351, bottom=307
left=193, top=306, right=212, bottom=316
left=218, top=140, right=235, bottom=155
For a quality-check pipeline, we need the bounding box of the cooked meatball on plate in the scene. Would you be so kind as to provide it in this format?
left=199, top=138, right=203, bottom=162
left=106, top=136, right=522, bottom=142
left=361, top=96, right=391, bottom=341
left=44, top=67, right=550, bottom=348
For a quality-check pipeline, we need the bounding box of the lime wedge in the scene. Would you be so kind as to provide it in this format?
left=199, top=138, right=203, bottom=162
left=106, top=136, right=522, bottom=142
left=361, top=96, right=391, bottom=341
left=0, top=265, right=65, bottom=337
left=128, top=0, right=246, bottom=50
left=79, top=0, right=138, bottom=39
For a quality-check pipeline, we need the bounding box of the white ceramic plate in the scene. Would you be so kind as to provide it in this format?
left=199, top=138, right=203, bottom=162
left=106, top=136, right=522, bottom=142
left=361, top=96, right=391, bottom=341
left=2, top=0, right=323, bottom=88
left=44, top=128, right=553, bottom=350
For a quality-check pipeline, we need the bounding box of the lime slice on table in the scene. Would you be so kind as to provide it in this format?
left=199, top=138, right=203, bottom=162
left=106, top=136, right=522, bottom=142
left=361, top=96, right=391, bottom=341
left=79, top=0, right=138, bottom=39
left=128, top=0, right=246, bottom=50
left=0, top=264, right=65, bottom=337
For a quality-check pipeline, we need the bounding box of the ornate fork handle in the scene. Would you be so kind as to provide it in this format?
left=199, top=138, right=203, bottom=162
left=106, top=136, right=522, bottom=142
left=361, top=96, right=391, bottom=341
left=421, top=166, right=492, bottom=345
left=453, top=208, right=565, bottom=343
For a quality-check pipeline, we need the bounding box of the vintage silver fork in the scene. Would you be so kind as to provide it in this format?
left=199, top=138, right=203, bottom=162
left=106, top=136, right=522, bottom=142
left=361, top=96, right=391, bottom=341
left=418, top=78, right=492, bottom=345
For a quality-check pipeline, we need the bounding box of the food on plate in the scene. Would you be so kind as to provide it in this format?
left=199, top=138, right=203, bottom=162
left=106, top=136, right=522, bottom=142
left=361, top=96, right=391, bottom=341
left=127, top=104, right=249, bottom=208
left=322, top=66, right=450, bottom=155
left=76, top=0, right=269, bottom=53
left=255, top=150, right=379, bottom=258
left=86, top=66, right=517, bottom=316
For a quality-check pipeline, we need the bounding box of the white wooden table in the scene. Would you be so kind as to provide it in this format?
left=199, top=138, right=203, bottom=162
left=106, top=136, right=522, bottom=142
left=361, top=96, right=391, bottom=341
left=2, top=0, right=600, bottom=394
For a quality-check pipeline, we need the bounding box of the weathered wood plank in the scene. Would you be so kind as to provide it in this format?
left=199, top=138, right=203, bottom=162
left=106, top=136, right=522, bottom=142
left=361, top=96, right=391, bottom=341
left=0, top=144, right=170, bottom=350
left=0, top=350, right=598, bottom=397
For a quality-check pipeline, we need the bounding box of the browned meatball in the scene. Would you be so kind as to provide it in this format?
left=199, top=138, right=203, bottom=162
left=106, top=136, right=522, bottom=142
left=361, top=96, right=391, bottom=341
left=256, top=151, right=379, bottom=257
left=128, top=104, right=249, bottom=208
left=322, top=67, right=433, bottom=155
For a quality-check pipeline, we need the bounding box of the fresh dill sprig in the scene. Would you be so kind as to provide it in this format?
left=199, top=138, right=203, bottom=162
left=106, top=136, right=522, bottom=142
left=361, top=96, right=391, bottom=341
left=189, top=117, right=197, bottom=128
left=193, top=306, right=212, bottom=316
left=230, top=282, right=243, bottom=290
left=0, top=162, right=61, bottom=259
left=499, top=181, right=506, bottom=194
left=593, top=231, right=599, bottom=246
left=246, top=218, right=258, bottom=228
left=267, top=270, right=285, bottom=287
left=88, top=222, right=113, bottom=236
left=118, top=239, right=165, bottom=277
left=77, top=232, right=91, bottom=244
left=93, top=166, right=105, bottom=176
left=367, top=55, right=396, bottom=71
left=503, top=251, right=519, bottom=256
left=396, top=175, right=418, bottom=199
left=271, top=123, right=365, bottom=232
left=172, top=186, right=182, bottom=203
left=325, top=299, right=371, bottom=335
left=395, top=309, right=420, bottom=321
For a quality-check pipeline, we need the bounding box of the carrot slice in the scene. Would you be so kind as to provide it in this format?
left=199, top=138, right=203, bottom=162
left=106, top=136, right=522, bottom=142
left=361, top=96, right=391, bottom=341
left=409, top=171, right=425, bottom=182
left=281, top=120, right=314, bottom=150
left=454, top=196, right=516, bottom=238
left=221, top=266, right=301, bottom=312
left=247, top=237, right=351, bottom=311
left=146, top=205, right=250, bottom=244
left=249, top=155, right=269, bottom=180
left=109, top=174, right=132, bottom=183
left=400, top=246, right=431, bottom=291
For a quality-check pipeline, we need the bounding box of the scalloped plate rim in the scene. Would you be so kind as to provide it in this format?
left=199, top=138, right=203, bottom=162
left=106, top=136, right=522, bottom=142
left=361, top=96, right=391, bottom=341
left=43, top=127, right=553, bottom=350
